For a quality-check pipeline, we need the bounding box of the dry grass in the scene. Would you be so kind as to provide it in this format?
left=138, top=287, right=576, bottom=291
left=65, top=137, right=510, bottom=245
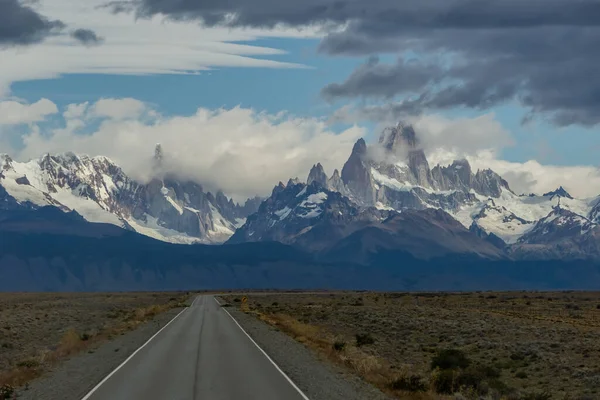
left=223, top=292, right=600, bottom=400
left=0, top=292, right=191, bottom=393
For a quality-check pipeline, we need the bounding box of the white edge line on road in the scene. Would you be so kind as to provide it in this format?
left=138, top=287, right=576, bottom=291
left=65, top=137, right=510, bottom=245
left=213, top=296, right=311, bottom=400
left=80, top=306, right=190, bottom=400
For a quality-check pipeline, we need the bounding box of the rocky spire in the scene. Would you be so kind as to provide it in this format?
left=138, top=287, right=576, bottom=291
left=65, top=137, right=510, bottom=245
left=153, top=143, right=164, bottom=168
left=327, top=169, right=345, bottom=193
left=379, top=122, right=418, bottom=153
left=307, top=163, right=328, bottom=187
left=341, top=138, right=375, bottom=204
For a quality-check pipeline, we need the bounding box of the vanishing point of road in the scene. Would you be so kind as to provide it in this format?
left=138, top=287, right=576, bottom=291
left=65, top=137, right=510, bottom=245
left=81, top=295, right=309, bottom=400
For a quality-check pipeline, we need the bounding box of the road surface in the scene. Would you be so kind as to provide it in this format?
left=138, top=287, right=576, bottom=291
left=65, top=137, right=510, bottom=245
left=82, top=295, right=309, bottom=400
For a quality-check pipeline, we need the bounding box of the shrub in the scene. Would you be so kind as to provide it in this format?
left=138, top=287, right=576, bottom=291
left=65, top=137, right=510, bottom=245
left=431, top=369, right=459, bottom=394
left=355, top=333, right=375, bottom=347
left=80, top=333, right=91, bottom=341
left=515, top=371, right=528, bottom=379
left=0, top=384, right=15, bottom=400
left=333, top=341, right=346, bottom=351
left=520, top=391, right=552, bottom=400
left=456, top=367, right=486, bottom=390
left=431, top=349, right=470, bottom=370
left=390, top=374, right=427, bottom=392
left=233, top=298, right=241, bottom=303
left=16, top=358, right=40, bottom=369
left=481, top=365, right=501, bottom=379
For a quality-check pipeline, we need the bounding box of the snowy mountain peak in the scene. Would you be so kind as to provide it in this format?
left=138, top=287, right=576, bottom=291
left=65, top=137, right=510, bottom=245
left=518, top=206, right=595, bottom=245
left=0, top=152, right=260, bottom=244
left=543, top=186, right=574, bottom=200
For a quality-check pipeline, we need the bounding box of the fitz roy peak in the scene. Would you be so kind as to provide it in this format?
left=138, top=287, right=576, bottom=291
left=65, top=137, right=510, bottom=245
left=230, top=122, right=600, bottom=260
left=0, top=145, right=259, bottom=244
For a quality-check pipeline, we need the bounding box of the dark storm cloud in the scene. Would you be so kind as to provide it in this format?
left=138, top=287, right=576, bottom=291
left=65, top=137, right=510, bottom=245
left=321, top=56, right=443, bottom=100
left=0, top=0, right=66, bottom=45
left=111, top=0, right=600, bottom=126
left=71, top=28, right=104, bottom=45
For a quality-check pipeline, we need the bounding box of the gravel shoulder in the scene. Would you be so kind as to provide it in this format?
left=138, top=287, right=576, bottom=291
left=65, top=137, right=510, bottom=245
left=15, top=308, right=184, bottom=400
left=223, top=304, right=392, bottom=400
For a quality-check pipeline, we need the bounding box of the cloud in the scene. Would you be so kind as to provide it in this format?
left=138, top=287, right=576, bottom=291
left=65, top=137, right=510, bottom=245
left=321, top=56, right=442, bottom=101
left=0, top=0, right=319, bottom=97
left=0, top=98, right=58, bottom=125
left=117, top=0, right=600, bottom=127
left=410, top=113, right=515, bottom=158
left=13, top=99, right=365, bottom=200
left=89, top=98, right=147, bottom=120
left=71, top=28, right=104, bottom=46
left=0, top=0, right=65, bottom=46
left=465, top=152, right=600, bottom=199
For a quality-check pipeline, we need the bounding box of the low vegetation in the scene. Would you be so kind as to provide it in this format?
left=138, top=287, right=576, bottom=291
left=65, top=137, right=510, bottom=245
left=223, top=292, right=600, bottom=399
left=0, top=292, right=191, bottom=395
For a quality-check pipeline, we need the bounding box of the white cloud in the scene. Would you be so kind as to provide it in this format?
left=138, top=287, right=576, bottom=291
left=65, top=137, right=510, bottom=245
left=89, top=98, right=147, bottom=120
left=7, top=98, right=599, bottom=200
left=0, top=0, right=320, bottom=97
left=15, top=100, right=365, bottom=200
left=469, top=153, right=600, bottom=199
left=0, top=99, right=58, bottom=125
left=410, top=113, right=514, bottom=158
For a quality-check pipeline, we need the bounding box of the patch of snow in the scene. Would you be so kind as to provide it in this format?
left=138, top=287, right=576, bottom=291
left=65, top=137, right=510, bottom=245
left=375, top=202, right=395, bottom=211
left=300, top=209, right=322, bottom=219
left=296, top=186, right=307, bottom=197
left=160, top=187, right=169, bottom=196
left=126, top=215, right=205, bottom=244
left=234, top=218, right=246, bottom=228
left=165, top=195, right=184, bottom=215
left=274, top=206, right=292, bottom=220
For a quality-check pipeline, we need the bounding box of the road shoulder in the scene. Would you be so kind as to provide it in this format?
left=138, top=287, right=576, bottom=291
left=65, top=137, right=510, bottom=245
left=221, top=303, right=391, bottom=400
left=15, top=307, right=185, bottom=400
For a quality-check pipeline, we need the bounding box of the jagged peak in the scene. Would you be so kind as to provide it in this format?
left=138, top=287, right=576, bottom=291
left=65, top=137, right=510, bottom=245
left=307, top=162, right=328, bottom=187
left=287, top=177, right=301, bottom=186
left=379, top=121, right=418, bottom=152
left=350, top=138, right=367, bottom=156
left=543, top=186, right=573, bottom=199
left=331, top=169, right=340, bottom=179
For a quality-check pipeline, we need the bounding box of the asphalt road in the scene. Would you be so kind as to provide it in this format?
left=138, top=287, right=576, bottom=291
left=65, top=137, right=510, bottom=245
left=81, top=295, right=309, bottom=400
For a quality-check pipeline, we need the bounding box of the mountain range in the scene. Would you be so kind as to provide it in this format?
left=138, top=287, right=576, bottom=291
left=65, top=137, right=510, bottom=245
left=1, top=123, right=600, bottom=291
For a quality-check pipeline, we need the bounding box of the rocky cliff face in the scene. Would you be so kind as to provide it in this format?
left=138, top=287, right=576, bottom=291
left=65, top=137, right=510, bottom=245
left=0, top=150, right=259, bottom=244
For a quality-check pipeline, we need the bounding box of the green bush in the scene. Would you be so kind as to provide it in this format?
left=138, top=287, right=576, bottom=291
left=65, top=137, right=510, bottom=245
left=333, top=341, right=346, bottom=351
left=355, top=333, right=375, bottom=347
left=431, top=349, right=471, bottom=370
left=390, top=375, right=427, bottom=392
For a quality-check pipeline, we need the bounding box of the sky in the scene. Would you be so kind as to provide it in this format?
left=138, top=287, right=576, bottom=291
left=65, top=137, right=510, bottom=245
left=1, top=0, right=599, bottom=200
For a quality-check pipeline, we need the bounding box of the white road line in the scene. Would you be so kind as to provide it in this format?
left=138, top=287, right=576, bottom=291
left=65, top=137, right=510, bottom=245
left=80, top=306, right=190, bottom=400
left=213, top=296, right=311, bottom=400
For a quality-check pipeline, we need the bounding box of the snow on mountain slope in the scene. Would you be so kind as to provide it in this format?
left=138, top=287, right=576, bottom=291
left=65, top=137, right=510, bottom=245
left=0, top=151, right=259, bottom=244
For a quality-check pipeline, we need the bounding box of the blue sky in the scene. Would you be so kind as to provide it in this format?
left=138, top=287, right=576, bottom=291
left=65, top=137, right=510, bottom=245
left=0, top=0, right=598, bottom=199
